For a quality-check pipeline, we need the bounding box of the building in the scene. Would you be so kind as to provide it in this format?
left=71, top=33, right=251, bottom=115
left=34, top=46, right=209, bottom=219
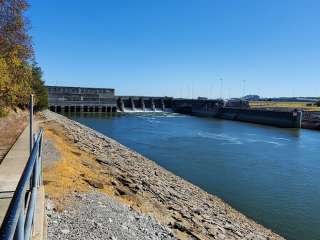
left=225, top=99, right=250, bottom=108
left=47, top=86, right=117, bottom=112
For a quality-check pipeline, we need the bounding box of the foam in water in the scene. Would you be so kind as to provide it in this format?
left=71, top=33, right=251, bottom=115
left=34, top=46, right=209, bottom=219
left=123, top=108, right=164, bottom=113
left=197, top=131, right=243, bottom=145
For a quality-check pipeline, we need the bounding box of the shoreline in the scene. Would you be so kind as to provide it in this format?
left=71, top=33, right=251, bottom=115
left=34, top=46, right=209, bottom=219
left=41, top=110, right=284, bottom=240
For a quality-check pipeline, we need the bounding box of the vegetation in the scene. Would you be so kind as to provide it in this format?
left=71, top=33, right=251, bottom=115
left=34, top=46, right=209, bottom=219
left=249, top=101, right=320, bottom=111
left=0, top=0, right=47, bottom=116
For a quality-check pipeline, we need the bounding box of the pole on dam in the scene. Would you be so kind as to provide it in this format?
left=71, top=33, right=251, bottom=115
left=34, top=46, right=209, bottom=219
left=29, top=94, right=33, bottom=154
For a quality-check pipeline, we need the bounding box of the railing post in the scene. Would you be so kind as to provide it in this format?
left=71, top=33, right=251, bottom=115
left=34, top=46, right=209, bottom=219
left=39, top=133, right=43, bottom=185
left=29, top=95, right=33, bottom=155
left=14, top=203, right=25, bottom=240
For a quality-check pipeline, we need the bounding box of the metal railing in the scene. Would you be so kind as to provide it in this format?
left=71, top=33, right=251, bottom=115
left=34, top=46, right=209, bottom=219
left=0, top=101, right=44, bottom=240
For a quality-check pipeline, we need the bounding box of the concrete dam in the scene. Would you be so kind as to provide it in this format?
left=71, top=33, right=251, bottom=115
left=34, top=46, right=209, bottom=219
left=47, top=86, right=303, bottom=128
left=117, top=96, right=173, bottom=112
left=47, top=86, right=173, bottom=113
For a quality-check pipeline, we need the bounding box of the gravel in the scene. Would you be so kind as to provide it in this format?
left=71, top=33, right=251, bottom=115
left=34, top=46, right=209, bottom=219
left=42, top=138, right=61, bottom=169
left=47, top=192, right=176, bottom=240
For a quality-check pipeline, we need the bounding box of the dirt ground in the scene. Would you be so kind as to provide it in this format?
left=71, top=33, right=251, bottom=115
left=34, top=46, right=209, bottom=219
left=0, top=109, right=28, bottom=163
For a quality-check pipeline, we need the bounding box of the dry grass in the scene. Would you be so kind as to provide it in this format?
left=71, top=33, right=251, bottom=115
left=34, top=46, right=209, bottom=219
left=42, top=125, right=101, bottom=210
left=41, top=122, right=151, bottom=213
left=249, top=101, right=320, bottom=111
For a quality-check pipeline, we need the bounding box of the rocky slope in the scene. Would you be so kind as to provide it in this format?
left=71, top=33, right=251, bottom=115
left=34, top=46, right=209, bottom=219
left=42, top=110, right=285, bottom=240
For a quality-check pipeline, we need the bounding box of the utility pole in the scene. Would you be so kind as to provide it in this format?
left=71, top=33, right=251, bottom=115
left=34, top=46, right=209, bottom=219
left=29, top=95, right=33, bottom=154
left=192, top=81, right=194, bottom=100
left=242, top=80, right=246, bottom=98
left=211, top=85, right=214, bottom=100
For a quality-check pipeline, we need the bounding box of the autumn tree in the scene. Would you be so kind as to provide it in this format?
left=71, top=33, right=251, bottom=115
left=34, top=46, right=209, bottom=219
left=0, top=0, right=47, bottom=114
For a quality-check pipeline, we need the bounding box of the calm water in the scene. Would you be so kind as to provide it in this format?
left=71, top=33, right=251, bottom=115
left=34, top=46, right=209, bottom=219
left=65, top=112, right=320, bottom=240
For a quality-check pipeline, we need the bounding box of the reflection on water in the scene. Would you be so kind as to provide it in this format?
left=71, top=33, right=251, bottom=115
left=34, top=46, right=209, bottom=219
left=64, top=112, right=320, bottom=240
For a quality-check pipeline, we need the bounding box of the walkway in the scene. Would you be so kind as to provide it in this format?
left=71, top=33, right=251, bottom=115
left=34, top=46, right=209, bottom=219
left=0, top=123, right=36, bottom=225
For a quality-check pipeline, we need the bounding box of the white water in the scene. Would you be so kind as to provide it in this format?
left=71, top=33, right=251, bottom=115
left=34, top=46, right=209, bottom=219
left=122, top=107, right=172, bottom=113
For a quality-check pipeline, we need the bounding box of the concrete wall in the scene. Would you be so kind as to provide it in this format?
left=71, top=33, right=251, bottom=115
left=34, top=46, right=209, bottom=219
left=302, top=111, right=320, bottom=129
left=172, top=99, right=224, bottom=116
left=217, top=108, right=302, bottom=128
left=172, top=99, right=302, bottom=128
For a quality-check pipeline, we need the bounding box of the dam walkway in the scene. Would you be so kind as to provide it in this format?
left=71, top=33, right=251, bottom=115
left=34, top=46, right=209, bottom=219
left=0, top=121, right=46, bottom=240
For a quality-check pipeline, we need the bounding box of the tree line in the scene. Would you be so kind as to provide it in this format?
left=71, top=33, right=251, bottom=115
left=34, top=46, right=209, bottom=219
left=0, top=0, right=47, bottom=116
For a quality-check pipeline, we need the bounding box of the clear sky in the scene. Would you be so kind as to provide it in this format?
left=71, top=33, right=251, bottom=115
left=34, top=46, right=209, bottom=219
left=28, top=0, right=320, bottom=98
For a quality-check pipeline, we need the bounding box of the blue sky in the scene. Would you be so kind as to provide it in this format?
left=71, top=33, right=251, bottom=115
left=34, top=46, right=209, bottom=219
left=28, top=0, right=320, bottom=98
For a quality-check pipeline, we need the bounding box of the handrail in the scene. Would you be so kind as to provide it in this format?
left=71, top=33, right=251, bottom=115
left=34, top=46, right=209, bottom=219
left=0, top=128, right=44, bottom=240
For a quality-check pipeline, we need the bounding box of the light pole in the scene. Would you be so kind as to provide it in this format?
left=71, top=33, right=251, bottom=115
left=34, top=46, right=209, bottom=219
left=220, top=78, right=223, bottom=99
left=29, top=95, right=33, bottom=154
left=242, top=80, right=246, bottom=98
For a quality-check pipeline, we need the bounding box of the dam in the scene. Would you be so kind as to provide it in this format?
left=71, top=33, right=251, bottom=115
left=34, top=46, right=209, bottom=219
left=47, top=85, right=303, bottom=128
left=47, top=86, right=118, bottom=113
left=47, top=86, right=173, bottom=113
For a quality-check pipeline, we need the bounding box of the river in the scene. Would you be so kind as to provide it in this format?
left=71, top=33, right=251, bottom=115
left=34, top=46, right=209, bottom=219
left=64, top=112, right=320, bottom=240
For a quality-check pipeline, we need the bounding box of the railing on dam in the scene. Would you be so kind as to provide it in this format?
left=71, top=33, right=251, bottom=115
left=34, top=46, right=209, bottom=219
left=0, top=129, right=44, bottom=240
left=0, top=95, right=44, bottom=240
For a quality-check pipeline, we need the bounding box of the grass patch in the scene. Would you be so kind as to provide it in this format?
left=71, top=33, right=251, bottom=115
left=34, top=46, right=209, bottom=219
left=0, top=106, right=9, bottom=117
left=249, top=101, right=320, bottom=111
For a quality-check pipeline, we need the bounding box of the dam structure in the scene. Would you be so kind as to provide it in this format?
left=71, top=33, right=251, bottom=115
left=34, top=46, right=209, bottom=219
left=47, top=86, right=303, bottom=128
left=47, top=86, right=173, bottom=113
left=47, top=86, right=118, bottom=113
left=117, top=96, right=173, bottom=112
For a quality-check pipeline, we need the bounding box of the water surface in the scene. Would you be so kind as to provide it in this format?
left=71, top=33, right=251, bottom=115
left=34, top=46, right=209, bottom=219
left=65, top=112, right=320, bottom=240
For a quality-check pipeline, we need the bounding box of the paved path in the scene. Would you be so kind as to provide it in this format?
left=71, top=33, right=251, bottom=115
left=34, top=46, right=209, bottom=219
left=0, top=123, right=37, bottom=225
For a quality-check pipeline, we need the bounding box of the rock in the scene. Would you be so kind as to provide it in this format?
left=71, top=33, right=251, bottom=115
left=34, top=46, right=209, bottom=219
left=115, top=186, right=129, bottom=196
left=85, top=179, right=104, bottom=189
left=193, top=208, right=202, bottom=215
left=96, top=157, right=112, bottom=165
left=61, top=229, right=70, bottom=234
left=172, top=222, right=189, bottom=233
